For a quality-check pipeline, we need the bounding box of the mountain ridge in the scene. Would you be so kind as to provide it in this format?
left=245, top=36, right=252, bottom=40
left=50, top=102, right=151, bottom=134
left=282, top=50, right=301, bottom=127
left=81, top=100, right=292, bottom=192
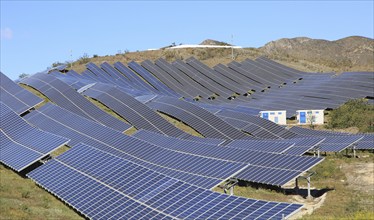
left=68, top=36, right=374, bottom=74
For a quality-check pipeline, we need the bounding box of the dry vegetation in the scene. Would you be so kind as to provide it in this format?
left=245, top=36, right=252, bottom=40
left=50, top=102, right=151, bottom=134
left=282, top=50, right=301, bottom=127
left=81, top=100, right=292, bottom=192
left=65, top=36, right=373, bottom=75
left=0, top=164, right=83, bottom=220
left=214, top=152, right=374, bottom=220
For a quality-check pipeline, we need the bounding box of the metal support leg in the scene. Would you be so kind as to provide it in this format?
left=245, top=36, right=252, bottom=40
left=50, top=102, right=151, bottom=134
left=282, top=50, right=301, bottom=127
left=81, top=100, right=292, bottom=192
left=307, top=176, right=312, bottom=199
left=353, top=146, right=356, bottom=158
left=317, top=149, right=320, bottom=158
left=230, top=186, right=234, bottom=196
left=295, top=178, right=299, bottom=194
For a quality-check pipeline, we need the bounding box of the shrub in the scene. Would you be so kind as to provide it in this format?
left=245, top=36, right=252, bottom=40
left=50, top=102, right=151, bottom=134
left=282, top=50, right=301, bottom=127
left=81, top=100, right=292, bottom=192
left=77, top=53, right=91, bottom=65
left=326, top=99, right=374, bottom=132
left=21, top=191, right=31, bottom=198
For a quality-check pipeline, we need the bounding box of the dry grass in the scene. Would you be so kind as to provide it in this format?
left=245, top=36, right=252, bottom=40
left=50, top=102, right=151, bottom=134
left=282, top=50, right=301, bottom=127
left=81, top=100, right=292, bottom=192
left=87, top=97, right=131, bottom=125
left=50, top=145, right=71, bottom=158
left=124, top=126, right=138, bottom=135
left=0, top=164, right=83, bottom=220
left=19, top=84, right=50, bottom=109
left=214, top=152, right=374, bottom=220
left=157, top=112, right=203, bottom=137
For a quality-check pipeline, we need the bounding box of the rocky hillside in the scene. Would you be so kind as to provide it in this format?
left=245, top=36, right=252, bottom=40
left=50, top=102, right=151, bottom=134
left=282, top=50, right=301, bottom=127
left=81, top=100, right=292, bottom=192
left=260, top=36, right=374, bottom=72
left=68, top=36, right=373, bottom=74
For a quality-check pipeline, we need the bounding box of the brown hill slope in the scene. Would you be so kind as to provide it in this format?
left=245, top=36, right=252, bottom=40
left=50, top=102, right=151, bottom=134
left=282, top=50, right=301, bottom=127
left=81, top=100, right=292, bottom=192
left=261, top=36, right=374, bottom=72
left=69, top=36, right=373, bottom=74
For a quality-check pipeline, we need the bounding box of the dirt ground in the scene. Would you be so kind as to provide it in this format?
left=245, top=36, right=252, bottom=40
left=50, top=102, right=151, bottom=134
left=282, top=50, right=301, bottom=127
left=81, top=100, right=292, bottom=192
left=289, top=161, right=374, bottom=219
left=342, top=162, right=374, bottom=194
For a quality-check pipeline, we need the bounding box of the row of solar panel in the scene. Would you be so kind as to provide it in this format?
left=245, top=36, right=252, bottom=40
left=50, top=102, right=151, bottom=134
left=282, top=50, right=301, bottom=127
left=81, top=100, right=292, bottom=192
left=28, top=143, right=303, bottom=220
left=0, top=102, right=69, bottom=171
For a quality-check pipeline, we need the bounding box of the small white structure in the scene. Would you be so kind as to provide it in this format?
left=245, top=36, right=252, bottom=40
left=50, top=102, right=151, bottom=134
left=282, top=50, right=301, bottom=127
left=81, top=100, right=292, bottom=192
left=296, top=110, right=324, bottom=125
left=259, top=110, right=287, bottom=125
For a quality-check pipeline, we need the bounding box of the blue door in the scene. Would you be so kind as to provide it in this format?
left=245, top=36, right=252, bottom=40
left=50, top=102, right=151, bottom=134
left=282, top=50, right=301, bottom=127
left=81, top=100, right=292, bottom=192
left=300, top=112, right=306, bottom=123
left=262, top=112, right=269, bottom=120
left=274, top=116, right=279, bottom=124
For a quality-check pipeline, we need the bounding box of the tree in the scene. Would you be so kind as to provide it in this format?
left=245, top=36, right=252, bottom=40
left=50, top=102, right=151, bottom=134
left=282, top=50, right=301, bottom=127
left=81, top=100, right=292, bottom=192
left=307, top=111, right=316, bottom=129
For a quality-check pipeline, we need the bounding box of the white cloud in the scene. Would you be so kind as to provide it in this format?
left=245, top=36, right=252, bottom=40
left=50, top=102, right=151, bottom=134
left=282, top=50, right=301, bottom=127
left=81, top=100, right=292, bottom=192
left=1, top=27, right=13, bottom=40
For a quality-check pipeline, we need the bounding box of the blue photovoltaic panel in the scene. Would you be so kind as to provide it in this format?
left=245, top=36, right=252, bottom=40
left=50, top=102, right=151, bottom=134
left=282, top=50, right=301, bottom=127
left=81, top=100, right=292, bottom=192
left=0, top=102, right=69, bottom=171
left=318, top=135, right=363, bottom=152
left=146, top=96, right=247, bottom=140
left=0, top=130, right=44, bottom=171
left=24, top=103, right=244, bottom=189
left=82, top=83, right=186, bottom=137
left=225, top=139, right=294, bottom=153
left=20, top=73, right=131, bottom=132
left=289, top=126, right=373, bottom=150
left=28, top=143, right=303, bottom=219
left=356, top=134, right=374, bottom=149
left=0, top=72, right=43, bottom=114
left=133, top=130, right=324, bottom=186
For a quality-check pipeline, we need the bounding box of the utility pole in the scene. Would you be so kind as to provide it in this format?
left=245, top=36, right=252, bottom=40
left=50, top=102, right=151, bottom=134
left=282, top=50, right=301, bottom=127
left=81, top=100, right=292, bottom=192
left=231, top=34, right=234, bottom=60
left=70, top=50, right=73, bottom=68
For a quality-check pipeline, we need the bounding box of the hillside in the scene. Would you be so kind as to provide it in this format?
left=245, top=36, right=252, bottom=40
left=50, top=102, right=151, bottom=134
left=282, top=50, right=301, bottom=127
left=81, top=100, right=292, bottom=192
left=67, top=36, right=373, bottom=74
left=261, top=36, right=374, bottom=72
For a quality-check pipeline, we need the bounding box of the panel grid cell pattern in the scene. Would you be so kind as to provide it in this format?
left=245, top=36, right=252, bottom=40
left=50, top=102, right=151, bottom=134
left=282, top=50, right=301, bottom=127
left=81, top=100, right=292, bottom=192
left=0, top=72, right=43, bottom=114
left=28, top=143, right=303, bottom=220
left=24, top=103, right=247, bottom=189
left=20, top=73, right=131, bottom=132
left=1, top=102, right=69, bottom=171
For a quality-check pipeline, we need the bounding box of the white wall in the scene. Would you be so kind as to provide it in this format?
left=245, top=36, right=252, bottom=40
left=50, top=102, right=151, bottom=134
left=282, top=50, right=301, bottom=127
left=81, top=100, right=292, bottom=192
left=259, top=110, right=287, bottom=125
left=296, top=110, right=324, bottom=125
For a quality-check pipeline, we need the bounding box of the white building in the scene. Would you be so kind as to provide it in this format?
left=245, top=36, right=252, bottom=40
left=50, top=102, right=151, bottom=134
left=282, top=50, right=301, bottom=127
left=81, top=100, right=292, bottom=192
left=296, top=110, right=324, bottom=125
left=259, top=110, right=287, bottom=125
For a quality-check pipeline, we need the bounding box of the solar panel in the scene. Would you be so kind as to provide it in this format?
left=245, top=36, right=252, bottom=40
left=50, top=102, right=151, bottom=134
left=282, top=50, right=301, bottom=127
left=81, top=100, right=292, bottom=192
left=24, top=103, right=247, bottom=189
left=20, top=73, right=131, bottom=132
left=82, top=83, right=186, bottom=137
left=128, top=61, right=178, bottom=96
left=133, top=130, right=324, bottom=186
left=225, top=139, right=294, bottom=153
left=0, top=72, right=43, bottom=114
left=146, top=96, right=248, bottom=140
left=155, top=58, right=214, bottom=99
left=289, top=126, right=371, bottom=151
left=216, top=109, right=298, bottom=139
left=186, top=57, right=247, bottom=96
left=318, top=136, right=363, bottom=152
left=356, top=134, right=374, bottom=149
left=113, top=62, right=158, bottom=93
left=28, top=143, right=303, bottom=219
left=0, top=102, right=69, bottom=171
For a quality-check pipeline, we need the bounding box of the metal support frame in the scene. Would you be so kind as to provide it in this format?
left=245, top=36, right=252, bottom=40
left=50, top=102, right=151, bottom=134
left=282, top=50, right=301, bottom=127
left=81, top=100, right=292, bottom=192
left=296, top=171, right=316, bottom=199
left=222, top=178, right=238, bottom=196
left=313, top=146, right=321, bottom=158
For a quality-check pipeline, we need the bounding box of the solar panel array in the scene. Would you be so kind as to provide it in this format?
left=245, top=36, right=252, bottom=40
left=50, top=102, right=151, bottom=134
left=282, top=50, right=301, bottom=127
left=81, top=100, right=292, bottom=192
left=1, top=72, right=43, bottom=114
left=133, top=130, right=324, bottom=186
left=20, top=73, right=131, bottom=132
left=289, top=126, right=371, bottom=151
left=28, top=143, right=303, bottom=220
left=24, top=103, right=247, bottom=189
left=0, top=102, right=69, bottom=171
left=146, top=96, right=248, bottom=140
left=216, top=109, right=298, bottom=139
left=81, top=83, right=187, bottom=138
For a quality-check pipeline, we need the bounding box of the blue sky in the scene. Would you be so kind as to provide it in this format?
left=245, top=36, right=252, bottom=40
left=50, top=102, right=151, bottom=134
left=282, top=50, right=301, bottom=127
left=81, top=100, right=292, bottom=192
left=1, top=1, right=373, bottom=80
